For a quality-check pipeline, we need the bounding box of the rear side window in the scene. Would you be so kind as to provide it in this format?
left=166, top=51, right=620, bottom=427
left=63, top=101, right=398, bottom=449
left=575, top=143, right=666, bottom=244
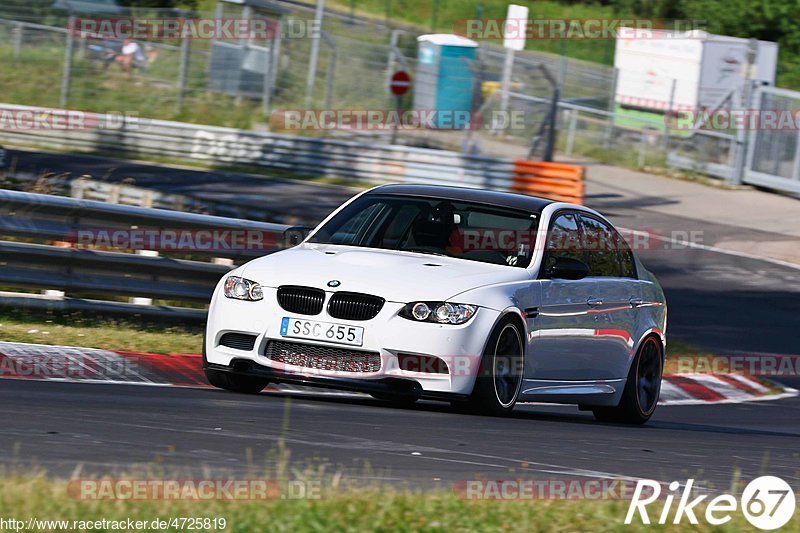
left=578, top=215, right=623, bottom=277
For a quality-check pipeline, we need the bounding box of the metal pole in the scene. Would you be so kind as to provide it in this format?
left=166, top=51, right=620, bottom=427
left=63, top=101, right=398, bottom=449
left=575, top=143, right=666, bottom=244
left=12, top=22, right=23, bottom=58
left=322, top=31, right=336, bottom=111
left=543, top=86, right=559, bottom=162
left=263, top=19, right=282, bottom=117
left=386, top=29, right=401, bottom=92
left=60, top=17, right=75, bottom=108
left=602, top=67, right=618, bottom=149
left=176, top=35, right=190, bottom=114
left=236, top=5, right=252, bottom=104
left=731, top=39, right=759, bottom=186
left=558, top=53, right=568, bottom=89
left=565, top=109, right=577, bottom=156
left=497, top=47, right=514, bottom=134
left=638, top=129, right=647, bottom=167
left=391, top=94, right=401, bottom=145
left=662, top=78, right=676, bottom=156
left=305, top=0, right=326, bottom=108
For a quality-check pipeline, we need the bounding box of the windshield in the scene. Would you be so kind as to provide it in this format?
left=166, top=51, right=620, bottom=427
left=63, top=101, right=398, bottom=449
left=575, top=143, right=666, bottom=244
left=309, top=194, right=539, bottom=268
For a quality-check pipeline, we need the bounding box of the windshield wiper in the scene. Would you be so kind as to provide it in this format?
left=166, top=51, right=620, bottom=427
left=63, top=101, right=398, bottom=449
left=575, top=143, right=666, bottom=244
left=401, top=248, right=448, bottom=257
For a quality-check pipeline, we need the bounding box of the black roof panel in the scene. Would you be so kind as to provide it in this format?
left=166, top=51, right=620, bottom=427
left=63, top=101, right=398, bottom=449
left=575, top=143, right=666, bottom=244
left=369, top=184, right=556, bottom=213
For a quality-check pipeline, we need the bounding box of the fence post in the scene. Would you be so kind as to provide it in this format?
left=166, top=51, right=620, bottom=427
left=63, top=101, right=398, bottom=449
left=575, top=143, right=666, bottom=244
left=321, top=31, right=336, bottom=111
left=565, top=109, right=577, bottom=156
left=176, top=35, right=190, bottom=114
left=661, top=78, right=676, bottom=157
left=731, top=40, right=759, bottom=186
left=60, top=17, right=75, bottom=108
left=602, top=67, right=618, bottom=149
left=305, top=0, right=326, bottom=108
left=385, top=29, right=404, bottom=93
left=496, top=47, right=514, bottom=134
left=12, top=21, right=23, bottom=58
left=638, top=129, right=647, bottom=168
left=262, top=19, right=282, bottom=118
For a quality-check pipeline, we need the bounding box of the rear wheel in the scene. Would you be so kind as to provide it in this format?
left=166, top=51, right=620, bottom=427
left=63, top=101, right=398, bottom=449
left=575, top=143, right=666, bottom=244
left=461, top=317, right=524, bottom=416
left=592, top=336, right=663, bottom=424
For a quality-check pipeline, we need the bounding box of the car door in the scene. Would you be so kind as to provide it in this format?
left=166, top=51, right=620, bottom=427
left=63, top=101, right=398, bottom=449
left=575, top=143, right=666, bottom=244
left=575, top=214, right=641, bottom=379
left=530, top=211, right=601, bottom=380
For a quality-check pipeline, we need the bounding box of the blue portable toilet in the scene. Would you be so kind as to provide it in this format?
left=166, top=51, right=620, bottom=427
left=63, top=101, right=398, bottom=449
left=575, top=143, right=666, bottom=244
left=414, top=34, right=478, bottom=129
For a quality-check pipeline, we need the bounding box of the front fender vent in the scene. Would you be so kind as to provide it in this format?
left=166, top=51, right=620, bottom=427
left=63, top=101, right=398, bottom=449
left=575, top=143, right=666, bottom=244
left=219, top=332, right=257, bottom=351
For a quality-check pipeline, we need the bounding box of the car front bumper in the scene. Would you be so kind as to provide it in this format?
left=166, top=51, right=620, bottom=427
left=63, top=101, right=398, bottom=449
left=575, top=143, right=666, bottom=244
left=205, top=287, right=502, bottom=396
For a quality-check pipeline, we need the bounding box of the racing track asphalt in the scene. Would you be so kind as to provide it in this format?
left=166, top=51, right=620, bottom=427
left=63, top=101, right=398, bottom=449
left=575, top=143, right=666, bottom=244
left=1, top=148, right=799, bottom=488
left=0, top=378, right=798, bottom=488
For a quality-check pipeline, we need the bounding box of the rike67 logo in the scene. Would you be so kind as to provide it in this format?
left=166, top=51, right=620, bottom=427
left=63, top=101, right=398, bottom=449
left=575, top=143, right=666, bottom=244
left=625, top=476, right=796, bottom=530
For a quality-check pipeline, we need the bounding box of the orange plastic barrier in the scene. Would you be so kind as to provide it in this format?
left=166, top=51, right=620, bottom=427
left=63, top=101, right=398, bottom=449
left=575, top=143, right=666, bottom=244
left=510, top=160, right=585, bottom=205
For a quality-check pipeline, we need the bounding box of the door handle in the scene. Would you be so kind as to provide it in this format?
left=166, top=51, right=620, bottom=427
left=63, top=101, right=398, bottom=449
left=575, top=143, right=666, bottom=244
left=629, top=297, right=644, bottom=307
left=586, top=297, right=603, bottom=307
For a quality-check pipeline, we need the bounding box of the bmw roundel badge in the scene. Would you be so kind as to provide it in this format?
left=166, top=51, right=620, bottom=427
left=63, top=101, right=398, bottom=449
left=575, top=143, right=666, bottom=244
left=327, top=280, right=341, bottom=287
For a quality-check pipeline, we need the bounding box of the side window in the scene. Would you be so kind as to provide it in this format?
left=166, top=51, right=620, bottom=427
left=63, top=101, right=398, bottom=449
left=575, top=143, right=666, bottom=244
left=578, top=215, right=623, bottom=277
left=542, top=212, right=584, bottom=273
left=618, top=234, right=637, bottom=278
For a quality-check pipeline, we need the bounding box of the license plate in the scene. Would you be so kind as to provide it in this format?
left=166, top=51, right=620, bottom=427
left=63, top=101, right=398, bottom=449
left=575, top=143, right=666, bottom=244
left=279, top=317, right=364, bottom=346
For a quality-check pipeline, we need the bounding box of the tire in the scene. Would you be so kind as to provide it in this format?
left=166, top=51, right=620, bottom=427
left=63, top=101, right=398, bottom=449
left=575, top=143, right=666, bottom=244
left=461, top=317, right=524, bottom=416
left=593, top=336, right=663, bottom=424
left=204, top=368, right=270, bottom=394
left=203, top=336, right=269, bottom=394
left=370, top=393, right=418, bottom=408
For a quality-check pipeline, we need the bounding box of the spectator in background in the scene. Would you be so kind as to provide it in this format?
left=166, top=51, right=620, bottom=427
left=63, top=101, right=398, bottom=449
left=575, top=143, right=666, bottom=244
left=116, top=38, right=147, bottom=77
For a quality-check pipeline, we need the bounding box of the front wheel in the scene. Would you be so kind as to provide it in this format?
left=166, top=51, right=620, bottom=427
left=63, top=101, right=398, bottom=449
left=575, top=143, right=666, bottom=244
left=461, top=317, right=524, bottom=416
left=203, top=335, right=269, bottom=394
left=593, top=336, right=663, bottom=424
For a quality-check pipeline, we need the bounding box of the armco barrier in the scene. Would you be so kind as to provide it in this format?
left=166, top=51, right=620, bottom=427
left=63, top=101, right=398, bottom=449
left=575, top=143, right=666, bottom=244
left=0, top=189, right=290, bottom=320
left=510, top=160, right=585, bottom=204
left=0, top=102, right=586, bottom=201
left=0, top=103, right=514, bottom=190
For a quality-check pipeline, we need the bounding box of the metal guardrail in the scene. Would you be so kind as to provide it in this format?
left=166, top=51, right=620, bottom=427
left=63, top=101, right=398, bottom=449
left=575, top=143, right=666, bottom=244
left=0, top=189, right=290, bottom=321
left=0, top=103, right=516, bottom=190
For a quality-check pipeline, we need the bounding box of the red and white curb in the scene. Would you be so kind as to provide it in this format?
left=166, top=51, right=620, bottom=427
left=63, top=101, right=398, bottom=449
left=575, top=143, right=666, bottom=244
left=659, top=373, right=797, bottom=405
left=0, top=342, right=796, bottom=405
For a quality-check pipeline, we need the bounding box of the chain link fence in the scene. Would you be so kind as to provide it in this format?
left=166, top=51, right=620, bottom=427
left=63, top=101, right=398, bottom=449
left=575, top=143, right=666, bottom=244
left=3, top=2, right=800, bottom=194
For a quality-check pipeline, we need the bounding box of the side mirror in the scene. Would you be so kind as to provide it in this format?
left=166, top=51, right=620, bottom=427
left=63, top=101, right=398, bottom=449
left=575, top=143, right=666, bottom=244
left=548, top=256, right=589, bottom=280
left=283, top=226, right=314, bottom=248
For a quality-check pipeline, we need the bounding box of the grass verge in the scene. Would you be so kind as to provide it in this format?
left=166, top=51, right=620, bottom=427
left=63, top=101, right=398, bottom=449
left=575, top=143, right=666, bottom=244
left=0, top=309, right=203, bottom=355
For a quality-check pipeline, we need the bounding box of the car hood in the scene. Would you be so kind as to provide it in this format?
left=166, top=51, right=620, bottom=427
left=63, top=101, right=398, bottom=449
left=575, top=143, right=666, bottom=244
left=240, top=243, right=530, bottom=303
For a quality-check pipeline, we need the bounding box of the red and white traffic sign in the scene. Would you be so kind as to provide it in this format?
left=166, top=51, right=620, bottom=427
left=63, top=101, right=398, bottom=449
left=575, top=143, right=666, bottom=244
left=390, top=71, right=412, bottom=96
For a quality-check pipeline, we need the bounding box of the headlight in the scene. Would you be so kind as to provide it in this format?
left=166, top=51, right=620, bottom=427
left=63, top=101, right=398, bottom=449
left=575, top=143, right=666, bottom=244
left=400, top=302, right=477, bottom=325
left=223, top=276, right=263, bottom=301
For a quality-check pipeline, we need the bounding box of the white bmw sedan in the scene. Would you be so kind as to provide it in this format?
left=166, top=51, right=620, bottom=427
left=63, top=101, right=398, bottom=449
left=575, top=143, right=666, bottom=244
left=204, top=184, right=667, bottom=424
